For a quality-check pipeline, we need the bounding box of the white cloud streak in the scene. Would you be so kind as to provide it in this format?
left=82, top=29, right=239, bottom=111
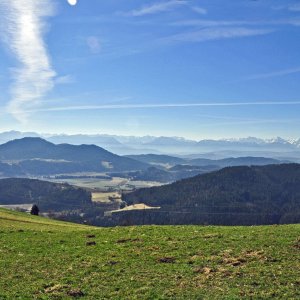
left=172, top=18, right=300, bottom=27
left=126, top=0, right=188, bottom=17
left=25, top=101, right=300, bottom=113
left=0, top=0, right=56, bottom=122
left=245, top=67, right=300, bottom=80
left=160, top=27, right=273, bottom=44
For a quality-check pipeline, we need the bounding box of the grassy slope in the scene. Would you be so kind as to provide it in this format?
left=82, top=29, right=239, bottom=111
left=0, top=209, right=299, bottom=300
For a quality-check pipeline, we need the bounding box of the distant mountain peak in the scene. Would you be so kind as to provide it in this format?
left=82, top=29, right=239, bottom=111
left=4, top=137, right=54, bottom=146
left=0, top=136, right=149, bottom=174
left=267, top=137, right=290, bottom=144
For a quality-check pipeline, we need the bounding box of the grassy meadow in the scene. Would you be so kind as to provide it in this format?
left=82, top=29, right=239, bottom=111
left=50, top=176, right=162, bottom=191
left=91, top=192, right=121, bottom=203
left=0, top=208, right=299, bottom=299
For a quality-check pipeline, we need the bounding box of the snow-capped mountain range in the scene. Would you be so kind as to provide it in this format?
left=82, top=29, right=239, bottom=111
left=0, top=131, right=300, bottom=158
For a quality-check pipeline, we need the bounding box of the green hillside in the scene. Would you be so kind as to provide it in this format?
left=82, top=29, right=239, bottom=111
left=0, top=208, right=299, bottom=299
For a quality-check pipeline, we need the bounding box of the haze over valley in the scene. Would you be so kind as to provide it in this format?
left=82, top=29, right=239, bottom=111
left=0, top=135, right=299, bottom=227
left=1, top=130, right=300, bottom=159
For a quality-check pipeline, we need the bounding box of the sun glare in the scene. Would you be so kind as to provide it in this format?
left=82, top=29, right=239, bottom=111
left=67, top=0, right=77, bottom=6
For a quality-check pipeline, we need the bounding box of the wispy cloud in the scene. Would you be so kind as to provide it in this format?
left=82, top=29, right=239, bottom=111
left=198, top=119, right=300, bottom=128
left=172, top=19, right=256, bottom=27
left=159, top=27, right=273, bottom=45
left=123, top=0, right=188, bottom=17
left=191, top=6, right=207, bottom=15
left=288, top=4, right=300, bottom=12
left=171, top=18, right=300, bottom=27
left=245, top=67, right=300, bottom=80
left=25, top=101, right=300, bottom=113
left=86, top=36, right=102, bottom=54
left=0, top=0, right=56, bottom=122
left=55, top=75, right=75, bottom=85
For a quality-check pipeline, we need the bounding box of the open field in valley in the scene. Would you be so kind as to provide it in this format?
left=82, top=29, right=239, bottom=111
left=91, top=192, right=121, bottom=203
left=49, top=176, right=162, bottom=191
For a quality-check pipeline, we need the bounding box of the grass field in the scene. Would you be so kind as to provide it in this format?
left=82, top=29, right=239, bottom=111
left=91, top=192, right=121, bottom=203
left=0, top=208, right=299, bottom=299
left=49, top=177, right=127, bottom=190
left=50, top=177, right=162, bottom=191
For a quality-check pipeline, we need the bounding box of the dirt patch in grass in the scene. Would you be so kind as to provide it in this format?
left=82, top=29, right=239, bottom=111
left=203, top=233, right=223, bottom=239
left=107, top=260, right=119, bottom=266
left=293, top=238, right=300, bottom=249
left=158, top=257, right=176, bottom=263
left=44, top=284, right=68, bottom=294
left=116, top=238, right=142, bottom=243
left=86, top=234, right=96, bottom=238
left=86, top=241, right=96, bottom=246
left=222, top=255, right=252, bottom=267
left=67, top=289, right=85, bottom=298
left=218, top=249, right=266, bottom=267
left=243, top=249, right=265, bottom=258
left=44, top=284, right=84, bottom=298
left=193, top=267, right=214, bottom=274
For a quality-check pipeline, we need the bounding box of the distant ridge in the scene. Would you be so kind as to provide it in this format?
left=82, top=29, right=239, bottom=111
left=127, top=154, right=285, bottom=168
left=1, top=131, right=300, bottom=156
left=0, top=137, right=290, bottom=180
left=0, top=137, right=148, bottom=176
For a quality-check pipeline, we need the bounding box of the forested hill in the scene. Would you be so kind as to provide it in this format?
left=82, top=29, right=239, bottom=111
left=123, top=164, right=300, bottom=224
left=0, top=178, right=91, bottom=211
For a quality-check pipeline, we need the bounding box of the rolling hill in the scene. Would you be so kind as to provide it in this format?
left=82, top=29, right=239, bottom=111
left=0, top=138, right=283, bottom=182
left=0, top=137, right=148, bottom=176
left=111, top=165, right=219, bottom=183
left=125, top=154, right=284, bottom=168
left=0, top=208, right=299, bottom=299
left=123, top=164, right=300, bottom=225
left=125, top=154, right=186, bottom=166
left=189, top=156, right=285, bottom=167
left=0, top=178, right=92, bottom=211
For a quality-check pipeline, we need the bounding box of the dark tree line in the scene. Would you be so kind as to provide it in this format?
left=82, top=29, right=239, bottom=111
left=0, top=178, right=92, bottom=212
left=122, top=164, right=300, bottom=225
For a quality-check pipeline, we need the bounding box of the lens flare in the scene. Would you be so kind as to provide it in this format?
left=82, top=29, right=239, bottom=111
left=67, top=0, right=77, bottom=6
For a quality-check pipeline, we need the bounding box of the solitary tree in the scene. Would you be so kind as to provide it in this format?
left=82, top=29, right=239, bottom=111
left=30, top=204, right=39, bottom=216
left=120, top=201, right=127, bottom=209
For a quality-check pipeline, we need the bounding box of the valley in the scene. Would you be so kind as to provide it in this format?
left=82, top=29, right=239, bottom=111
left=0, top=137, right=300, bottom=227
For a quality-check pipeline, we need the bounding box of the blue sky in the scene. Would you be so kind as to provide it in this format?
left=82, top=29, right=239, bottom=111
left=0, top=0, right=300, bottom=140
